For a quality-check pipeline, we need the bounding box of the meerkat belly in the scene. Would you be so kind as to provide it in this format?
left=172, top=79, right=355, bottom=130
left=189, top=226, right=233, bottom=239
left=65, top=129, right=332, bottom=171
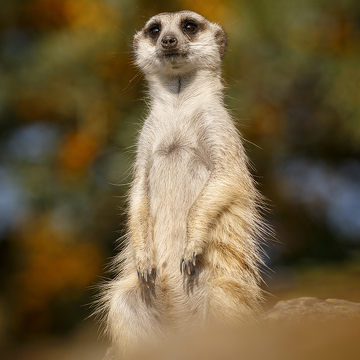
left=149, top=143, right=210, bottom=266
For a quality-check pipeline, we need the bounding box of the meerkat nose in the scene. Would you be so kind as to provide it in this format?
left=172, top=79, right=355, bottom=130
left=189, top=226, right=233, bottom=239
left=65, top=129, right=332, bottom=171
left=161, top=35, right=178, bottom=49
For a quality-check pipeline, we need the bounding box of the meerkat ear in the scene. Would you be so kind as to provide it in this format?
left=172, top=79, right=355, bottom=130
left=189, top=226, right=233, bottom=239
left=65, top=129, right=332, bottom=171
left=215, top=27, right=227, bottom=59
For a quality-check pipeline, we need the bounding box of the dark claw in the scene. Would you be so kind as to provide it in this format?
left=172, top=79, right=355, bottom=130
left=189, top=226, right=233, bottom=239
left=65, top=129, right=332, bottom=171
left=137, top=267, right=156, bottom=285
left=148, top=268, right=155, bottom=284
left=187, top=259, right=191, bottom=275
left=180, top=254, right=197, bottom=276
left=151, top=268, right=156, bottom=283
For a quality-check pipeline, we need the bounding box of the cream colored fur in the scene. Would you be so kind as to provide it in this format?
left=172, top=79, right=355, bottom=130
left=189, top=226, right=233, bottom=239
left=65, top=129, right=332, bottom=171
left=98, top=11, right=266, bottom=358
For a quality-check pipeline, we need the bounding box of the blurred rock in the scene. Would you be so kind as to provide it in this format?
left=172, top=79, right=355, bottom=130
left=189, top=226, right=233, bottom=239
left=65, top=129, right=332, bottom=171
left=123, top=297, right=360, bottom=360
left=263, top=297, right=360, bottom=321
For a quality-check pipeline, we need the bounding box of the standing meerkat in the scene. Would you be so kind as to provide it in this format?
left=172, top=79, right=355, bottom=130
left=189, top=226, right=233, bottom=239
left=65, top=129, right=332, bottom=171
left=99, top=10, right=266, bottom=357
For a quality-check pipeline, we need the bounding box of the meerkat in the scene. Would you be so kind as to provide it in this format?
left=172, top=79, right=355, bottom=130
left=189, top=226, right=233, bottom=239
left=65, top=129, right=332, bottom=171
left=99, top=10, right=266, bottom=358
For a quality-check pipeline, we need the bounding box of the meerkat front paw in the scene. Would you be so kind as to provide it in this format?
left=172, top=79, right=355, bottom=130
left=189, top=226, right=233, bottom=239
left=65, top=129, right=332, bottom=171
left=180, top=244, right=201, bottom=276
left=136, top=256, right=156, bottom=286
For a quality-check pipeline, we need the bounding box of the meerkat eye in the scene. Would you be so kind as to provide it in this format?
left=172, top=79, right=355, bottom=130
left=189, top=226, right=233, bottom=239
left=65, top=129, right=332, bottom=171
left=184, top=22, right=197, bottom=33
left=148, top=25, right=160, bottom=37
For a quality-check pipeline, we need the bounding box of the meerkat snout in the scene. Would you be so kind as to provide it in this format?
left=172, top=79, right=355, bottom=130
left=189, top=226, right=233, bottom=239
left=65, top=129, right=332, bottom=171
left=161, top=35, right=178, bottom=50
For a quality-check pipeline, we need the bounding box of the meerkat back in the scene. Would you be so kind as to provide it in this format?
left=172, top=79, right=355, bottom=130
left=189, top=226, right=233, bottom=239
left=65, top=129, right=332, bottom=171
left=99, top=11, right=266, bottom=358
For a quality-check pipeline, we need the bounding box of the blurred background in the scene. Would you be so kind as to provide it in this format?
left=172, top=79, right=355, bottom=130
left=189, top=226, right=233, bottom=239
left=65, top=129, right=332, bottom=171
left=0, top=0, right=360, bottom=358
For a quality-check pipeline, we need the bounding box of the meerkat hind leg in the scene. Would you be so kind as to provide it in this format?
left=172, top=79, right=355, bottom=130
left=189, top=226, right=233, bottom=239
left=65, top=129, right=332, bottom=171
left=107, top=275, right=163, bottom=355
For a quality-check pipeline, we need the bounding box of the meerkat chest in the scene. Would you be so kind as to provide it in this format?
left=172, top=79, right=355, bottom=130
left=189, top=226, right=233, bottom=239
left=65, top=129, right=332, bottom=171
left=150, top=110, right=202, bottom=157
left=146, top=113, right=210, bottom=210
left=153, top=131, right=195, bottom=158
left=151, top=125, right=205, bottom=178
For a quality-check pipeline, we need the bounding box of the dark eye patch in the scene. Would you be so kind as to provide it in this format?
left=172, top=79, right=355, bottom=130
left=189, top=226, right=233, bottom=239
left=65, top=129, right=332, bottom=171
left=181, top=18, right=205, bottom=37
left=146, top=23, right=161, bottom=38
left=184, top=22, right=198, bottom=33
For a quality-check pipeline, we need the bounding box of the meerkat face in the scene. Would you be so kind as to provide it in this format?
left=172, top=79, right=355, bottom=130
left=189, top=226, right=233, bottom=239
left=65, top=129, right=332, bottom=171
left=132, top=11, right=227, bottom=76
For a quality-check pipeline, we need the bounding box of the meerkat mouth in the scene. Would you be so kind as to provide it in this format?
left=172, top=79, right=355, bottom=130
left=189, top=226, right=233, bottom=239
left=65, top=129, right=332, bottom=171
left=161, top=52, right=188, bottom=62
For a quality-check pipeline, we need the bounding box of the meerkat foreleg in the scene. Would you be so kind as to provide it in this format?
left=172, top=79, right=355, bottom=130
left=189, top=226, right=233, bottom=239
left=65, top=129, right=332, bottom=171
left=180, top=134, right=251, bottom=277
left=129, top=159, right=156, bottom=285
left=181, top=171, right=237, bottom=276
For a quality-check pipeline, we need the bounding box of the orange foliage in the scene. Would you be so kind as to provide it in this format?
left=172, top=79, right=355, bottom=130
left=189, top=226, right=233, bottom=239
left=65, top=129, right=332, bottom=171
left=289, top=11, right=358, bottom=56
left=179, top=0, right=231, bottom=24
left=59, top=132, right=100, bottom=174
left=11, top=215, right=104, bottom=332
left=323, top=15, right=356, bottom=54
left=23, top=0, right=119, bottom=32
left=249, top=102, right=284, bottom=138
left=64, top=0, right=120, bottom=33
left=13, top=89, right=58, bottom=122
left=25, top=0, right=71, bottom=29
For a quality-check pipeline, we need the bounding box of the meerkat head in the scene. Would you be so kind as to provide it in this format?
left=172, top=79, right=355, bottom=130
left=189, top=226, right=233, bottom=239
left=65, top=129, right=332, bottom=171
left=132, top=10, right=227, bottom=76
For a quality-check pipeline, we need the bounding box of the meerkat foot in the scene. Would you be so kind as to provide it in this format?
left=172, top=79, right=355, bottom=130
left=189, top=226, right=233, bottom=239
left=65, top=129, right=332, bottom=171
left=137, top=267, right=156, bottom=285
left=136, top=257, right=156, bottom=285
left=180, top=250, right=197, bottom=276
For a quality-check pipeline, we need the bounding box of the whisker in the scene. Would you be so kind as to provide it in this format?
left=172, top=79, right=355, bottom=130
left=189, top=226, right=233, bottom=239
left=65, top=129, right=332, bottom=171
left=122, top=71, right=143, bottom=92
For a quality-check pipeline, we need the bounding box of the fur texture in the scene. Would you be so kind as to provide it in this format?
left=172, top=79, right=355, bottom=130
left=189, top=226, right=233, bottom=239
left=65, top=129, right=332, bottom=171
left=98, top=11, right=266, bottom=357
